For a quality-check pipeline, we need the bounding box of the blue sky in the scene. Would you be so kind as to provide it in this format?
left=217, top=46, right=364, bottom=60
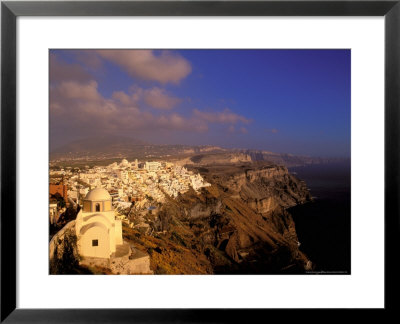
left=50, top=49, right=350, bottom=157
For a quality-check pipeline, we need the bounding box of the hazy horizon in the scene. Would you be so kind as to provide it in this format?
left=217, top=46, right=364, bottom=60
left=50, top=134, right=351, bottom=159
left=50, top=49, right=351, bottom=158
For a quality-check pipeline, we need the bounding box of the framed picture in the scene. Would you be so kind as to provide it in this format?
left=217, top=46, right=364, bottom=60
left=1, top=0, right=399, bottom=321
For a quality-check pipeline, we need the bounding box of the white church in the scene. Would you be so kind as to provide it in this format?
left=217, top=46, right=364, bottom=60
left=75, top=188, right=123, bottom=259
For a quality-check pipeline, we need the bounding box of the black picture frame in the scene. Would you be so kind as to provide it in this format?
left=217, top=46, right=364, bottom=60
left=1, top=0, right=399, bottom=322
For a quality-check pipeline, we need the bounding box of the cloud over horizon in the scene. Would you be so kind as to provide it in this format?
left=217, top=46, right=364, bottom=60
left=50, top=79, right=249, bottom=134
left=50, top=51, right=251, bottom=148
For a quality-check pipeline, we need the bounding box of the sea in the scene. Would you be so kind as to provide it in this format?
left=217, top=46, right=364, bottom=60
left=288, top=161, right=351, bottom=274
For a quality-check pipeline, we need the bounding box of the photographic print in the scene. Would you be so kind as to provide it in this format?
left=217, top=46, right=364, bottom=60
left=49, top=49, right=350, bottom=275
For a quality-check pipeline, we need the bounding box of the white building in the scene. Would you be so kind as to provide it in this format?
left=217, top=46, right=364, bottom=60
left=145, top=161, right=161, bottom=171
left=120, top=159, right=130, bottom=168
left=49, top=203, right=58, bottom=224
left=79, top=187, right=89, bottom=197
left=75, top=188, right=123, bottom=259
left=118, top=170, right=129, bottom=182
left=132, top=159, right=139, bottom=169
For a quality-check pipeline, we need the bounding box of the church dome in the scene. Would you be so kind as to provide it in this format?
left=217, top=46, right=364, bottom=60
left=84, top=188, right=111, bottom=201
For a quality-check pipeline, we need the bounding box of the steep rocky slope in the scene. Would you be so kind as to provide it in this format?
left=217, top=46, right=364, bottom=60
left=126, top=162, right=313, bottom=274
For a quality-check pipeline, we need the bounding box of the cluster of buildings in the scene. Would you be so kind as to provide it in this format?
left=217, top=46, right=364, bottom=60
left=49, top=159, right=210, bottom=225
left=49, top=159, right=211, bottom=272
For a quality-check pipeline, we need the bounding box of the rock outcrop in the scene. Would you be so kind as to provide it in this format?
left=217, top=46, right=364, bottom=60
left=49, top=220, right=86, bottom=274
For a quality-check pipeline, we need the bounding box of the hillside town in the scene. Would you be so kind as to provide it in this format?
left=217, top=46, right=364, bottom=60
left=49, top=159, right=211, bottom=229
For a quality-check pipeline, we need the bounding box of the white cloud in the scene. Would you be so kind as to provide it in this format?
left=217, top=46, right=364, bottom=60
left=193, top=108, right=251, bottom=125
left=96, top=50, right=192, bottom=84
left=143, top=87, right=182, bottom=110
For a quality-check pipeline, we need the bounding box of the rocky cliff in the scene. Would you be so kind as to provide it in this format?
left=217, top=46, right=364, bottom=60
left=241, top=149, right=349, bottom=167
left=125, top=162, right=313, bottom=274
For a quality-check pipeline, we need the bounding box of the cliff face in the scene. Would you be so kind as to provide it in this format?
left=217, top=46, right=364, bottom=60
left=242, top=167, right=310, bottom=214
left=241, top=149, right=349, bottom=167
left=195, top=164, right=312, bottom=271
left=126, top=162, right=313, bottom=274
left=222, top=165, right=310, bottom=210
left=175, top=152, right=252, bottom=167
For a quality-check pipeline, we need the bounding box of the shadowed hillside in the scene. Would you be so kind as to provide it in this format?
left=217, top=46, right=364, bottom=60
left=124, top=162, right=314, bottom=274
